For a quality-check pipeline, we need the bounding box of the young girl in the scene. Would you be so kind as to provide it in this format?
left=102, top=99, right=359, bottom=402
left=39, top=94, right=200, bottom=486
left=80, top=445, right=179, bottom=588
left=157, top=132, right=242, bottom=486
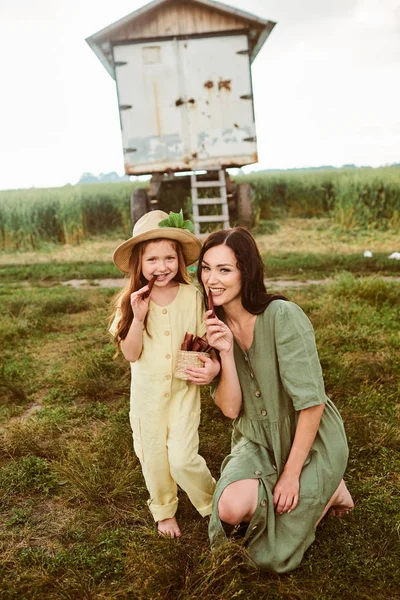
left=109, top=210, right=219, bottom=538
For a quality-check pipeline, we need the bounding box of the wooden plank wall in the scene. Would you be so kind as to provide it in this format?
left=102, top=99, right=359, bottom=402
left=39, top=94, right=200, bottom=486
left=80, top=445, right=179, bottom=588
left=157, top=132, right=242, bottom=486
left=100, top=1, right=260, bottom=43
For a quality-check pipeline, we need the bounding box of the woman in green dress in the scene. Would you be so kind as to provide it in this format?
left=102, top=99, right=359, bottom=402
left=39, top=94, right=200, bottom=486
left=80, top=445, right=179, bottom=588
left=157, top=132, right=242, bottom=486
left=192, top=227, right=354, bottom=573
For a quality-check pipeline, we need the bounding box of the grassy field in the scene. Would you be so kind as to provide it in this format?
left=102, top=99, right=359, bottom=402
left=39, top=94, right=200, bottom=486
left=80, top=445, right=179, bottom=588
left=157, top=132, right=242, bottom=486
left=1, top=218, right=399, bottom=283
left=1, top=166, right=399, bottom=251
left=0, top=220, right=399, bottom=599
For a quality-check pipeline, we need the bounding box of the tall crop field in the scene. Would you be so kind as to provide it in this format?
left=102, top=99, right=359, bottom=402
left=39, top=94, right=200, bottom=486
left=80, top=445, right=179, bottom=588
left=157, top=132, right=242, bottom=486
left=0, top=182, right=136, bottom=251
left=239, top=166, right=400, bottom=230
left=0, top=167, right=399, bottom=250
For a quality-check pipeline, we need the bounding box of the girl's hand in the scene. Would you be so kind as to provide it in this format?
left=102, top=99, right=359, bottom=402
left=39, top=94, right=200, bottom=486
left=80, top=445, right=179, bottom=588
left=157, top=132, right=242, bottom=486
left=204, top=310, right=233, bottom=355
left=130, top=285, right=151, bottom=322
left=273, top=471, right=300, bottom=515
left=185, top=353, right=221, bottom=385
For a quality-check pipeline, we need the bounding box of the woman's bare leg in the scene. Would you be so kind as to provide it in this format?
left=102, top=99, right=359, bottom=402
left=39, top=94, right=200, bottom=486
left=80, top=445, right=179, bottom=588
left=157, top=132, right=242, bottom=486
left=316, top=479, right=354, bottom=526
left=218, top=479, right=259, bottom=525
left=158, top=516, right=182, bottom=538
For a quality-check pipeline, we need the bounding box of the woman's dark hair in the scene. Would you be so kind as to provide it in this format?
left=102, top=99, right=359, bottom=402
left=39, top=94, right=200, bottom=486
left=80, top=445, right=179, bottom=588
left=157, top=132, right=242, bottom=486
left=197, top=227, right=287, bottom=315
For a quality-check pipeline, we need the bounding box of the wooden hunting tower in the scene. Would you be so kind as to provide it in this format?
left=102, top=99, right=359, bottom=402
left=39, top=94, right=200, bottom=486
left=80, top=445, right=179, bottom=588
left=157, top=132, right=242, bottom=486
left=86, top=0, right=276, bottom=232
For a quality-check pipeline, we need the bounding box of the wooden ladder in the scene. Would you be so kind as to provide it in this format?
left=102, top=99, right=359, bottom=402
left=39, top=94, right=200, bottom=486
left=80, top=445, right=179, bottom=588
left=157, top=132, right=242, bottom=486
left=190, top=168, right=230, bottom=236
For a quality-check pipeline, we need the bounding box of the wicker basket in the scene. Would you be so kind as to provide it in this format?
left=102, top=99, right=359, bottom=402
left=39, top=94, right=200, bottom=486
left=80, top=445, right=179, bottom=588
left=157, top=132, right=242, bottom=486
left=174, top=350, right=210, bottom=380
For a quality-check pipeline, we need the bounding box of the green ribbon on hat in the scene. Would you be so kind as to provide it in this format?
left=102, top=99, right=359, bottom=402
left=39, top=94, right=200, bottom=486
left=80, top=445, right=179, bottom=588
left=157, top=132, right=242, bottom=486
left=158, top=209, right=195, bottom=234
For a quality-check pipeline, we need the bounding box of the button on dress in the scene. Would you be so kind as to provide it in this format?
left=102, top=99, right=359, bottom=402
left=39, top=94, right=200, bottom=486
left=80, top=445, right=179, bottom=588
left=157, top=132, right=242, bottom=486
left=209, top=300, right=349, bottom=573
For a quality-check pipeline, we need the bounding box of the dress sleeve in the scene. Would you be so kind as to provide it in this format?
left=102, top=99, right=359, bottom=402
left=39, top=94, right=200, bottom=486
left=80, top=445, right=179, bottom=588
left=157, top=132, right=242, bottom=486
left=109, top=308, right=122, bottom=337
left=274, top=302, right=327, bottom=411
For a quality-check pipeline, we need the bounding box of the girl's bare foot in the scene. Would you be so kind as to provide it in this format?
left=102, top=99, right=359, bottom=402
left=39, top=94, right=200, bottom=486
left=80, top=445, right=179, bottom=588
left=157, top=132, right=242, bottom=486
left=157, top=517, right=182, bottom=538
left=329, top=480, right=354, bottom=517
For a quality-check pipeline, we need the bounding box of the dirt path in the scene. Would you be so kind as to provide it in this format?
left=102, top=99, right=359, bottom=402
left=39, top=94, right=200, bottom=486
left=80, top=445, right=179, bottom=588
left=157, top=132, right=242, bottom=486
left=60, top=276, right=400, bottom=290
left=61, top=278, right=331, bottom=290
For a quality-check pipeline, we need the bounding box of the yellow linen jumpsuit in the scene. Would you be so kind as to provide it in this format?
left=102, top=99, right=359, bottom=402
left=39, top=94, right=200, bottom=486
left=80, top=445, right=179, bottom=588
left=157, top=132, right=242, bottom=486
left=110, top=283, right=216, bottom=522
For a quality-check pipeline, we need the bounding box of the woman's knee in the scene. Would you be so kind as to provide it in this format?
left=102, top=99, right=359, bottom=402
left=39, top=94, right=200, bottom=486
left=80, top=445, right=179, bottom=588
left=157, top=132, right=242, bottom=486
left=218, top=479, right=258, bottom=525
left=218, top=495, right=244, bottom=525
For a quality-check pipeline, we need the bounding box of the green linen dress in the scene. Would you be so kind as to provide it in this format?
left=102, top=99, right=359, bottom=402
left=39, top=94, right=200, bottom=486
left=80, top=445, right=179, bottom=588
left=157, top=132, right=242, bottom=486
left=208, top=300, right=349, bottom=573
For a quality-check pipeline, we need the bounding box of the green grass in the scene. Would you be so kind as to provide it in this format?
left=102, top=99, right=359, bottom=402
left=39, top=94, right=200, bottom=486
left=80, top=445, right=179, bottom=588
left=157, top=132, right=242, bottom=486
left=263, top=252, right=400, bottom=279
left=1, top=252, right=399, bottom=284
left=0, top=272, right=399, bottom=599
left=0, top=456, right=59, bottom=499
left=0, top=261, right=121, bottom=282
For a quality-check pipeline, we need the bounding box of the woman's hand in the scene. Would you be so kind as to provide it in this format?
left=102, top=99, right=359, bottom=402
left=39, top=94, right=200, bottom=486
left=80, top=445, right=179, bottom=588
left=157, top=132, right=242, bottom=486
left=129, top=285, right=151, bottom=322
left=204, top=310, right=234, bottom=355
left=273, top=471, right=300, bottom=514
left=185, top=353, right=221, bottom=385
left=273, top=405, right=325, bottom=514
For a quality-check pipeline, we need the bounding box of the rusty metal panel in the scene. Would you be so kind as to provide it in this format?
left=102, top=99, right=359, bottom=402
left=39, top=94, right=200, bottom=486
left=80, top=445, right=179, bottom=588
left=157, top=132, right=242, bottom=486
left=180, top=34, right=257, bottom=168
left=113, top=40, right=189, bottom=173
left=113, top=34, right=258, bottom=175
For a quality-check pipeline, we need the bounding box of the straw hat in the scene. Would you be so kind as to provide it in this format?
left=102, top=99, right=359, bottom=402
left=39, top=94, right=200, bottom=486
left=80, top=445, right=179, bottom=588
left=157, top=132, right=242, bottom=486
left=113, top=210, right=202, bottom=273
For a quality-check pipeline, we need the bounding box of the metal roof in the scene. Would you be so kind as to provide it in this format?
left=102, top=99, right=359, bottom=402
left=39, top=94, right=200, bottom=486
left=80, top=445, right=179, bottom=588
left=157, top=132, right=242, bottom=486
left=86, top=0, right=276, bottom=78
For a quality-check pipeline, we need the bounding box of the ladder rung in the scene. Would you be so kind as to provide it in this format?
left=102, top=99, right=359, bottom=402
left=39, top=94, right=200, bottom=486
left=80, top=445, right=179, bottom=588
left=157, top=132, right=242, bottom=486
left=193, top=215, right=230, bottom=223
left=192, top=181, right=225, bottom=188
left=192, top=198, right=226, bottom=205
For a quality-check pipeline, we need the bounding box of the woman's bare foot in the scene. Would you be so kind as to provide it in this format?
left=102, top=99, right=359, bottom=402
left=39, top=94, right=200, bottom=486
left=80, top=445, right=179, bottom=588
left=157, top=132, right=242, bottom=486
left=329, top=480, right=354, bottom=517
left=157, top=517, right=182, bottom=538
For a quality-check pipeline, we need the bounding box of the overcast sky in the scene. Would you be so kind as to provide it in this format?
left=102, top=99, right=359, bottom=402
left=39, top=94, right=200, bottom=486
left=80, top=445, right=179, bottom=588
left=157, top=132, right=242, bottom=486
left=0, top=0, right=399, bottom=190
